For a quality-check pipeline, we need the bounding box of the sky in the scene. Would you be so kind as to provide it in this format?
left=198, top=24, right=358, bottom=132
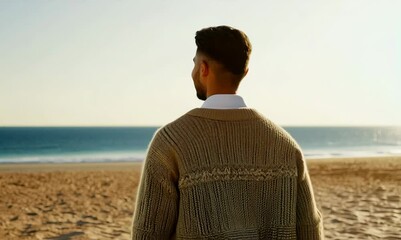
left=0, top=0, right=400, bottom=126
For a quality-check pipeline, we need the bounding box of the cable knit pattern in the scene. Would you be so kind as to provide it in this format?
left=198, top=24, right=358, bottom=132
left=179, top=166, right=297, bottom=189
left=132, top=108, right=323, bottom=240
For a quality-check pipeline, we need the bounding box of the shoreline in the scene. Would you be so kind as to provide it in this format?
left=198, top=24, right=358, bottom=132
left=0, top=161, right=142, bottom=173
left=1, top=155, right=400, bottom=172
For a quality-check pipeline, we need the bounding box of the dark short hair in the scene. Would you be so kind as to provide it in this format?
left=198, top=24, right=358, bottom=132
left=195, top=26, right=252, bottom=76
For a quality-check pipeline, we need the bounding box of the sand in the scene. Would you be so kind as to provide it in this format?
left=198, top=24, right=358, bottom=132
left=1, top=157, right=401, bottom=239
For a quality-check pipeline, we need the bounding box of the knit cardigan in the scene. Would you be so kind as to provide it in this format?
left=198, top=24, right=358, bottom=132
left=132, top=108, right=323, bottom=239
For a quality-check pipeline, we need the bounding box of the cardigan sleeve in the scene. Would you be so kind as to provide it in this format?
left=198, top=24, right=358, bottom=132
left=131, top=130, right=179, bottom=240
left=296, top=152, right=324, bottom=240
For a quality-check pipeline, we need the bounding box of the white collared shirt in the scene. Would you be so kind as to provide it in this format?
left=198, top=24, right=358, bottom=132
left=201, top=94, right=247, bottom=109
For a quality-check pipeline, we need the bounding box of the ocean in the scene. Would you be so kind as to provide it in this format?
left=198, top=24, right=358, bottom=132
left=0, top=126, right=400, bottom=164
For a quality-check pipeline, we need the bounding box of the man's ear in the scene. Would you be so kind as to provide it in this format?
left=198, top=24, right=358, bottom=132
left=200, top=60, right=209, bottom=77
left=243, top=68, right=249, bottom=77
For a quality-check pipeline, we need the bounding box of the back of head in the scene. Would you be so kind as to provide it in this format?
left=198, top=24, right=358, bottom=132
left=195, top=26, right=252, bottom=77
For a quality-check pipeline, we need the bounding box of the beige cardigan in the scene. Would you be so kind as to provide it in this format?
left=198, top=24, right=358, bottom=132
left=132, top=108, right=323, bottom=239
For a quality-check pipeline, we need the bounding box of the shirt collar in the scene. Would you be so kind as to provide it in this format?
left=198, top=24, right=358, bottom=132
left=201, top=94, right=247, bottom=109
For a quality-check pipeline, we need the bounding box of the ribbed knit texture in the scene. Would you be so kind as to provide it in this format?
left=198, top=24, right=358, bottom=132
left=132, top=108, right=323, bottom=239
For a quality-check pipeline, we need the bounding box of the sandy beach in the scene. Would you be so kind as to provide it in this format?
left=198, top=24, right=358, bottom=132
left=1, top=157, right=400, bottom=239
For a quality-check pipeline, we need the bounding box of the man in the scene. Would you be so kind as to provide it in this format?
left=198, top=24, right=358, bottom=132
left=132, top=25, right=323, bottom=239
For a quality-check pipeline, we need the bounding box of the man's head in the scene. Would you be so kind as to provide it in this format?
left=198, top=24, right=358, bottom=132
left=192, top=26, right=252, bottom=100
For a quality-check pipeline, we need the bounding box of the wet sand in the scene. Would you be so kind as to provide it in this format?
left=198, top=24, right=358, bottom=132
left=1, top=157, right=400, bottom=239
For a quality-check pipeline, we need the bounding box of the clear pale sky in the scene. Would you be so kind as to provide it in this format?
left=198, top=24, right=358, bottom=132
left=1, top=0, right=400, bottom=126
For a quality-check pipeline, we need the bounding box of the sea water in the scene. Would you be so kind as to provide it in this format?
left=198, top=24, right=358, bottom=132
left=0, top=126, right=400, bottom=163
